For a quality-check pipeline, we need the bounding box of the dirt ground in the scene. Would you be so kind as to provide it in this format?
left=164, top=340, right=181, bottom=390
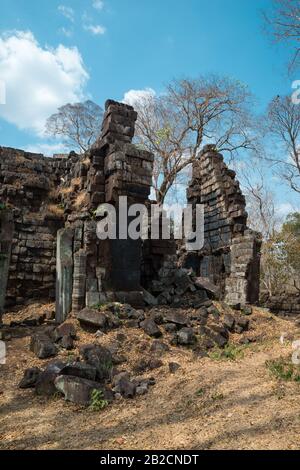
left=1, top=303, right=300, bottom=450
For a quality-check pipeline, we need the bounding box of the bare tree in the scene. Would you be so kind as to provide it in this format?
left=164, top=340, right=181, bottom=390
left=245, top=177, right=279, bottom=240
left=236, top=156, right=284, bottom=239
left=133, top=76, right=258, bottom=203
left=264, top=0, right=300, bottom=71
left=266, top=95, right=300, bottom=194
left=46, top=100, right=103, bottom=153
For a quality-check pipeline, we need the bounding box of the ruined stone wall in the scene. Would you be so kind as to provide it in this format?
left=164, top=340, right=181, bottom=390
left=263, top=293, right=300, bottom=316
left=0, top=209, right=14, bottom=316
left=185, top=145, right=261, bottom=305
left=56, top=100, right=155, bottom=321
left=1, top=105, right=262, bottom=317
left=0, top=147, right=76, bottom=308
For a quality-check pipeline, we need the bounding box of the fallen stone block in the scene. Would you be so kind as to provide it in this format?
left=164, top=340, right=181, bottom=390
left=55, top=375, right=113, bottom=406
left=60, top=362, right=97, bottom=381
left=207, top=305, right=221, bottom=319
left=35, top=361, right=66, bottom=396
left=60, top=335, right=74, bottom=350
left=142, top=288, right=158, bottom=307
left=30, top=334, right=57, bottom=359
left=177, top=327, right=196, bottom=345
left=194, top=277, right=221, bottom=299
left=112, top=371, right=130, bottom=387
left=112, top=373, right=136, bottom=398
left=210, top=324, right=229, bottom=340
left=133, top=357, right=163, bottom=373
left=136, top=383, right=148, bottom=395
left=53, top=322, right=76, bottom=342
left=150, top=340, right=170, bottom=354
left=19, top=367, right=41, bottom=389
left=79, top=344, right=113, bottom=381
left=164, top=323, right=177, bottom=333
left=76, top=308, right=108, bottom=330
left=241, top=305, right=253, bottom=316
left=223, top=314, right=235, bottom=331
left=234, top=316, right=250, bottom=334
left=190, top=290, right=210, bottom=308
left=206, top=328, right=228, bottom=348
left=169, top=362, right=181, bottom=374
left=163, top=310, right=189, bottom=326
left=140, top=318, right=162, bottom=338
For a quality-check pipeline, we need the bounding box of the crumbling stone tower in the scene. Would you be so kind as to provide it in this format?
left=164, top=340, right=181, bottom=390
left=56, top=100, right=154, bottom=321
left=186, top=145, right=261, bottom=305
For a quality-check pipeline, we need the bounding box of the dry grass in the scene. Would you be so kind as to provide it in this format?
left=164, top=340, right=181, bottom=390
left=73, top=191, right=89, bottom=209
left=45, top=204, right=64, bottom=218
left=70, top=177, right=81, bottom=187
left=81, top=157, right=90, bottom=167
left=61, top=187, right=73, bottom=195
left=1, top=305, right=300, bottom=450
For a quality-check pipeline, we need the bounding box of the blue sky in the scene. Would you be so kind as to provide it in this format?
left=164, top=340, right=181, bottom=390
left=0, top=0, right=298, bottom=214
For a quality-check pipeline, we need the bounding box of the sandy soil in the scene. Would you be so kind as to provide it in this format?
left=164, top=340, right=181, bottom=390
left=1, top=304, right=300, bottom=450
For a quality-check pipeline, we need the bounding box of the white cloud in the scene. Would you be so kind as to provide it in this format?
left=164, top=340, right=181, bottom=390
left=84, top=24, right=106, bottom=35
left=0, top=30, right=89, bottom=135
left=24, top=142, right=68, bottom=157
left=58, top=5, right=75, bottom=22
left=123, top=88, right=156, bottom=107
left=93, top=0, right=104, bottom=11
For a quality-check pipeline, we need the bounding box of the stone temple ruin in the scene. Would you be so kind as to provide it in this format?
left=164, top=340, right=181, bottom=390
left=0, top=99, right=262, bottom=323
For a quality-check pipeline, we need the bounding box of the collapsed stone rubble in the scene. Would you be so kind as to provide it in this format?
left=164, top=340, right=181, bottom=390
left=17, top=300, right=252, bottom=406
left=0, top=98, right=266, bottom=408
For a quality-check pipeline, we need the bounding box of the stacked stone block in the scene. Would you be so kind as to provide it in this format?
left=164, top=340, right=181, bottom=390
left=265, top=293, right=300, bottom=315
left=0, top=148, right=72, bottom=307
left=0, top=209, right=14, bottom=318
left=56, top=100, right=155, bottom=316
left=186, top=144, right=261, bottom=304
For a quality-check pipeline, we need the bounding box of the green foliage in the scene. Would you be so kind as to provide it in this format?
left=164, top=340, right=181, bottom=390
left=89, top=209, right=98, bottom=220
left=91, top=301, right=122, bottom=318
left=155, top=126, right=172, bottom=146
left=91, top=302, right=107, bottom=310
left=0, top=202, right=7, bottom=211
left=66, top=352, right=75, bottom=364
left=208, top=343, right=245, bottom=361
left=261, top=211, right=300, bottom=295
left=281, top=212, right=300, bottom=273
left=282, top=212, right=300, bottom=238
left=266, top=357, right=300, bottom=382
left=89, top=389, right=109, bottom=411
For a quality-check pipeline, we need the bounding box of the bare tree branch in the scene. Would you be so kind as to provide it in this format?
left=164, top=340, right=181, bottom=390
left=133, top=76, right=258, bottom=203
left=46, top=100, right=103, bottom=153
left=265, top=95, right=300, bottom=194
left=264, top=0, right=300, bottom=72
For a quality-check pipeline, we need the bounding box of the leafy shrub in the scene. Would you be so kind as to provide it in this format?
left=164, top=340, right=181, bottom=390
left=266, top=357, right=300, bottom=382
left=209, top=343, right=244, bottom=361
left=89, top=389, right=109, bottom=411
